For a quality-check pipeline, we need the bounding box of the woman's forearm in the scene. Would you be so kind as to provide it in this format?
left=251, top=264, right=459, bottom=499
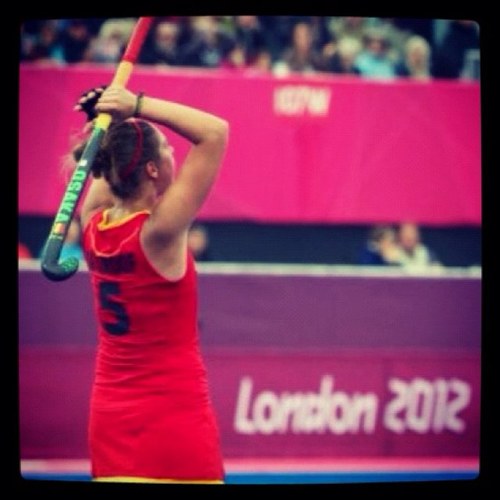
left=138, top=95, right=228, bottom=145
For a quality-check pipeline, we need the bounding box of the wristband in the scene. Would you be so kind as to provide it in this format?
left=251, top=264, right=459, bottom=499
left=133, top=92, right=145, bottom=117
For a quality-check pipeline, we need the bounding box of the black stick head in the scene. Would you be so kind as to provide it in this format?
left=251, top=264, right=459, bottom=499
left=41, top=257, right=79, bottom=282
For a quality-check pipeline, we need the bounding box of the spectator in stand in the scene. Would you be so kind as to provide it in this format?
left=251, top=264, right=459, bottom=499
left=188, top=224, right=212, bottom=261
left=58, top=18, right=92, bottom=63
left=179, top=16, right=235, bottom=68
left=273, top=21, right=324, bottom=75
left=233, top=16, right=267, bottom=63
left=357, top=225, right=402, bottom=266
left=138, top=19, right=182, bottom=67
left=397, top=222, right=441, bottom=270
left=322, top=35, right=362, bottom=75
left=395, top=35, right=432, bottom=80
left=431, top=19, right=480, bottom=79
left=306, top=16, right=336, bottom=55
left=329, top=17, right=368, bottom=45
left=20, top=23, right=33, bottom=61
left=389, top=17, right=434, bottom=46
left=86, top=18, right=135, bottom=63
left=354, top=26, right=398, bottom=79
left=18, top=241, right=32, bottom=260
left=20, top=19, right=64, bottom=63
left=374, top=18, right=409, bottom=59
left=224, top=43, right=272, bottom=72
left=257, top=16, right=297, bottom=64
left=223, top=16, right=271, bottom=71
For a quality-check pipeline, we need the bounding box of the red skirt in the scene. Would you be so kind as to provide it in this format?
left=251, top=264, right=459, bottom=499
left=89, top=390, right=225, bottom=481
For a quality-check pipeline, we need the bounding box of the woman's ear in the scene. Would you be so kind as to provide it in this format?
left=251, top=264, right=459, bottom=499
left=145, top=160, right=159, bottom=178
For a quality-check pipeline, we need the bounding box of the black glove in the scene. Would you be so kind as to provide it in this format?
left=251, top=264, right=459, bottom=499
left=76, top=86, right=107, bottom=121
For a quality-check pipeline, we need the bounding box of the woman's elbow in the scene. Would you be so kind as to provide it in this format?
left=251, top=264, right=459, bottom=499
left=215, top=118, right=230, bottom=143
left=206, top=119, right=229, bottom=149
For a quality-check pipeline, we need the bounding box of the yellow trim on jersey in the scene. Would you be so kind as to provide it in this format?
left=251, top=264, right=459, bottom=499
left=97, top=209, right=151, bottom=230
left=93, top=476, right=224, bottom=484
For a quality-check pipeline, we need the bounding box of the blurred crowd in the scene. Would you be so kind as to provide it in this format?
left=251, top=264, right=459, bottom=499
left=20, top=16, right=480, bottom=80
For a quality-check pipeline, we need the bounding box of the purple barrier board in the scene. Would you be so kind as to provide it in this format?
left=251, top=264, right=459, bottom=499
left=19, top=265, right=481, bottom=349
left=18, top=265, right=481, bottom=460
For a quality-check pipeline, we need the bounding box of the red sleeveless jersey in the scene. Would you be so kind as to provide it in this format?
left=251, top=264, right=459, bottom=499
left=82, top=210, right=224, bottom=481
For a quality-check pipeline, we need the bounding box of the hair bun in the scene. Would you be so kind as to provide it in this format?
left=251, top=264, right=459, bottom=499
left=91, top=148, right=111, bottom=178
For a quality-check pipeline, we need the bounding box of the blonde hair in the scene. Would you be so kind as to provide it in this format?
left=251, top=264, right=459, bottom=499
left=405, top=35, right=430, bottom=59
left=404, top=35, right=431, bottom=78
left=98, top=18, right=136, bottom=42
left=337, top=36, right=362, bottom=59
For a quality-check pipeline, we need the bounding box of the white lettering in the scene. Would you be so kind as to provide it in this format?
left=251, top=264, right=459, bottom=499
left=383, top=377, right=472, bottom=434
left=281, top=392, right=304, bottom=433
left=234, top=376, right=255, bottom=434
left=233, top=375, right=378, bottom=435
left=384, top=378, right=407, bottom=433
left=253, top=391, right=279, bottom=434
left=349, top=392, right=378, bottom=433
left=446, top=378, right=471, bottom=433
left=327, top=391, right=351, bottom=433
left=273, top=85, right=331, bottom=116
left=431, top=378, right=449, bottom=432
left=406, top=378, right=434, bottom=433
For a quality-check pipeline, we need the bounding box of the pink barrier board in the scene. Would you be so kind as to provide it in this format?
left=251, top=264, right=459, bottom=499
left=19, top=65, right=481, bottom=224
left=19, top=347, right=479, bottom=460
left=206, top=349, right=480, bottom=458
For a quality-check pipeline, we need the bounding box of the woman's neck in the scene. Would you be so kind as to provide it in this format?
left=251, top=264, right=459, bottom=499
left=108, top=191, right=157, bottom=222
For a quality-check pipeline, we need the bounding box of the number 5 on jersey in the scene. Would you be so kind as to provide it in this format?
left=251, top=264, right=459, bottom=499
left=98, top=281, right=130, bottom=335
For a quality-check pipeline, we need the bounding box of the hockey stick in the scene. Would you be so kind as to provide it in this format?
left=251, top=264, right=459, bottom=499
left=41, top=16, right=154, bottom=281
